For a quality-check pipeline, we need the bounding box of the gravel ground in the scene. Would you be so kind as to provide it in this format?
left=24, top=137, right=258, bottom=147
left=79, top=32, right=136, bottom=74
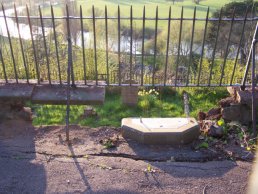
left=0, top=121, right=254, bottom=194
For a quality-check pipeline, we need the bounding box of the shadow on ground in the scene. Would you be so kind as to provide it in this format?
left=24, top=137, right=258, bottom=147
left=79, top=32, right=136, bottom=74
left=0, top=120, right=46, bottom=193
left=0, top=124, right=251, bottom=193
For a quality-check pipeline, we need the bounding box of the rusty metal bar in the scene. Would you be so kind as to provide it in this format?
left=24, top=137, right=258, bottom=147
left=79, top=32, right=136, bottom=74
left=118, top=6, right=121, bottom=86
left=175, top=6, right=184, bottom=86
left=80, top=6, right=87, bottom=85
left=242, top=46, right=254, bottom=89
left=164, top=6, right=171, bottom=86
left=66, top=16, right=72, bottom=143
left=230, top=8, right=248, bottom=86
left=241, top=21, right=258, bottom=90
left=197, top=7, right=209, bottom=86
left=186, top=7, right=196, bottom=86
left=92, top=6, right=98, bottom=85
left=0, top=48, right=7, bottom=83
left=51, top=5, right=62, bottom=85
left=26, top=5, right=40, bottom=84
left=14, top=4, right=29, bottom=83
left=2, top=4, right=18, bottom=83
left=141, top=6, right=146, bottom=86
left=129, top=6, right=133, bottom=86
left=251, top=37, right=257, bottom=136
left=208, top=8, right=222, bottom=86
left=105, top=5, right=109, bottom=86
left=39, top=6, right=51, bottom=84
left=152, top=6, right=158, bottom=86
left=219, top=8, right=236, bottom=86
left=66, top=5, right=75, bottom=86
left=2, top=14, right=257, bottom=22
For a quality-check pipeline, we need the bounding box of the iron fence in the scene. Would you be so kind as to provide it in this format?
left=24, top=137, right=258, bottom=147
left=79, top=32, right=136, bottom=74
left=0, top=4, right=257, bottom=87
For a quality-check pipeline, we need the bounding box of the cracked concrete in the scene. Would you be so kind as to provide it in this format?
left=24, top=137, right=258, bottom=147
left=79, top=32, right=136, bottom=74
left=0, top=122, right=254, bottom=193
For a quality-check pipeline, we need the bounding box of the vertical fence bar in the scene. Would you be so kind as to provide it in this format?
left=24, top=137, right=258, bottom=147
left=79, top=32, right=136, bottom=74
left=66, top=5, right=75, bottom=86
left=164, top=6, right=171, bottom=86
left=186, top=7, right=196, bottom=86
left=230, top=8, right=248, bottom=85
left=80, top=6, right=87, bottom=85
left=66, top=19, right=72, bottom=143
left=219, top=8, right=235, bottom=86
left=152, top=6, right=158, bottom=86
left=129, top=6, right=133, bottom=86
left=141, top=6, right=146, bottom=86
left=197, top=7, right=209, bottom=86
left=0, top=48, right=8, bottom=83
left=92, top=6, right=98, bottom=85
left=242, top=22, right=258, bottom=89
left=242, top=45, right=254, bottom=88
left=117, top=6, right=121, bottom=85
left=39, top=6, right=51, bottom=84
left=51, top=5, right=62, bottom=85
left=251, top=40, right=257, bottom=136
left=2, top=4, right=18, bottom=83
left=208, top=8, right=222, bottom=86
left=175, top=7, right=184, bottom=86
left=105, top=5, right=109, bottom=86
left=14, top=4, right=29, bottom=83
left=26, top=5, right=40, bottom=84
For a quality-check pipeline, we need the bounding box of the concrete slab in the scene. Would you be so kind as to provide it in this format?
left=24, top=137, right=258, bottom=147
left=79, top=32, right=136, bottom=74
left=31, top=85, right=105, bottom=105
left=121, top=117, right=199, bottom=145
left=0, top=83, right=34, bottom=100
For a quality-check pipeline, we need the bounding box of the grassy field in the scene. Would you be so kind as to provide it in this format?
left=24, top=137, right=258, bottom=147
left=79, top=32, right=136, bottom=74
left=44, top=0, right=239, bottom=18
left=31, top=87, right=228, bottom=127
left=39, top=0, right=246, bottom=30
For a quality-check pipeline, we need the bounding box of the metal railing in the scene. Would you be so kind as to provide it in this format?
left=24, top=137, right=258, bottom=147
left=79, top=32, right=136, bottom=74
left=0, top=4, right=257, bottom=87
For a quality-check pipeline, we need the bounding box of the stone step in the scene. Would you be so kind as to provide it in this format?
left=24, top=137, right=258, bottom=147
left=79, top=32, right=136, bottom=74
left=0, top=83, right=105, bottom=105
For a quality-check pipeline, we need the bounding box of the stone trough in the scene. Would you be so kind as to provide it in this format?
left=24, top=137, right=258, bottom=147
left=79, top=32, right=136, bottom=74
left=121, top=117, right=199, bottom=145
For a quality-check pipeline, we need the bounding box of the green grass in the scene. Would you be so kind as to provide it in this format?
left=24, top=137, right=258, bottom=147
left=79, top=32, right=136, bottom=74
left=30, top=87, right=228, bottom=127
left=44, top=0, right=238, bottom=18
left=41, top=0, right=242, bottom=29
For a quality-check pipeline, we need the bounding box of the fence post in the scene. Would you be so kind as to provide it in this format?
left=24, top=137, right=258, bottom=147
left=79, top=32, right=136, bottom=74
left=65, top=5, right=72, bottom=142
left=152, top=6, right=158, bottom=86
left=241, top=21, right=258, bottom=90
left=51, top=5, right=62, bottom=85
left=251, top=34, right=257, bottom=136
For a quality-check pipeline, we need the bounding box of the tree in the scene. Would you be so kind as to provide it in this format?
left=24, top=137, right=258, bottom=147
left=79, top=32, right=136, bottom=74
left=62, top=0, right=80, bottom=44
left=192, top=0, right=201, bottom=5
left=207, top=0, right=258, bottom=63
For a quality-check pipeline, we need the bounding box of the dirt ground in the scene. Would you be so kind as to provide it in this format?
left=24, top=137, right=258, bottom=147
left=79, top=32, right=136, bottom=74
left=0, top=120, right=254, bottom=194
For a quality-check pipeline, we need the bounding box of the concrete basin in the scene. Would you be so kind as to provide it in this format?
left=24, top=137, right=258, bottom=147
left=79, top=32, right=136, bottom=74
left=121, top=117, right=199, bottom=145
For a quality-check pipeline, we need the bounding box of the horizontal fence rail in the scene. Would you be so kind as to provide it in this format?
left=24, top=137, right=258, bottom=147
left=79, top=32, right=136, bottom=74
left=0, top=4, right=257, bottom=87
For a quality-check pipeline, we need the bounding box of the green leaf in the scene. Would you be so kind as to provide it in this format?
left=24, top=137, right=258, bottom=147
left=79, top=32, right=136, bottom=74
left=217, top=119, right=225, bottom=126
left=197, top=142, right=209, bottom=149
left=147, top=164, right=152, bottom=172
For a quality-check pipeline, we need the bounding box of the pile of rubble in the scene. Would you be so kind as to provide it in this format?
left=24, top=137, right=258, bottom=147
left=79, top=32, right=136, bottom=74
left=198, top=86, right=258, bottom=125
left=0, top=100, right=32, bottom=122
left=195, top=86, right=257, bottom=161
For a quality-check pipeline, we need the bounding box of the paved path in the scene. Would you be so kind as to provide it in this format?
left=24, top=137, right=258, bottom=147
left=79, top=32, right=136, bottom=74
left=0, top=122, right=253, bottom=193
